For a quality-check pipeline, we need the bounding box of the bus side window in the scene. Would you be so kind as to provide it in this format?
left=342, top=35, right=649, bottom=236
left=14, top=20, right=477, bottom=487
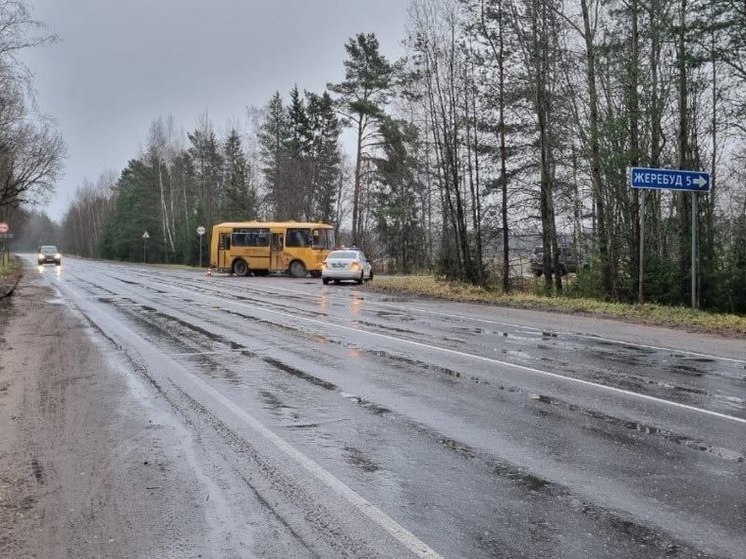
left=286, top=229, right=303, bottom=247
left=219, top=233, right=231, bottom=250
left=312, top=230, right=320, bottom=247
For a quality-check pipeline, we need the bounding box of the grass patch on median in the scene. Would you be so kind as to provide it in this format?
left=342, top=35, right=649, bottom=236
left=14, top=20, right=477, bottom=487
left=366, top=275, right=746, bottom=337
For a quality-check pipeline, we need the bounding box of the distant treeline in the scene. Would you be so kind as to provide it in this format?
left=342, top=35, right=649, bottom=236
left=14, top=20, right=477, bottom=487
left=8, top=0, right=746, bottom=313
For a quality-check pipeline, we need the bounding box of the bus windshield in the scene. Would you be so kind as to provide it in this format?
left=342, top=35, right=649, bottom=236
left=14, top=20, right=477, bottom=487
left=311, top=228, right=335, bottom=250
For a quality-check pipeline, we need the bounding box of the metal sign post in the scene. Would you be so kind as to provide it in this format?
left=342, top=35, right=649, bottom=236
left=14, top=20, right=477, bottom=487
left=196, top=226, right=206, bottom=268
left=692, top=193, right=698, bottom=309
left=630, top=167, right=710, bottom=308
left=638, top=190, right=644, bottom=304
left=142, top=231, right=150, bottom=263
left=0, top=223, right=10, bottom=267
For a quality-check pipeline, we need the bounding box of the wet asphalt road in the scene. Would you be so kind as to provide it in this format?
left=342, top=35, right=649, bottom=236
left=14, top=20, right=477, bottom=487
left=29, top=256, right=746, bottom=558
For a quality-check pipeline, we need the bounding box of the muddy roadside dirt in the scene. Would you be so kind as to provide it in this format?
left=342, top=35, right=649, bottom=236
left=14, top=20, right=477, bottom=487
left=0, top=268, right=213, bottom=558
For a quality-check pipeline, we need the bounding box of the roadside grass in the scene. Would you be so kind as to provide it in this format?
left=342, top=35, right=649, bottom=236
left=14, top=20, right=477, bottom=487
left=367, top=275, right=746, bottom=337
left=0, top=257, right=23, bottom=297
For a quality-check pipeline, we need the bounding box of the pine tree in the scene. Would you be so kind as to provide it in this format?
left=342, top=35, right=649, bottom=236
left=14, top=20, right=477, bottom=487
left=222, top=128, right=256, bottom=221
left=258, top=92, right=291, bottom=218
left=187, top=118, right=224, bottom=229
left=284, top=85, right=313, bottom=219
left=306, top=91, right=342, bottom=223
left=372, top=117, right=424, bottom=272
left=328, top=33, right=395, bottom=246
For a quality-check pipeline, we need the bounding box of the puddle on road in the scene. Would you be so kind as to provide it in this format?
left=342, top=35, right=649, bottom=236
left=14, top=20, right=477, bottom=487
left=188, top=354, right=241, bottom=385
left=491, top=463, right=555, bottom=494
left=258, top=389, right=293, bottom=411
left=356, top=320, right=421, bottom=337
left=529, top=394, right=745, bottom=463
left=668, top=364, right=705, bottom=377
left=140, top=308, right=249, bottom=352
left=378, top=297, right=413, bottom=303
left=365, top=349, right=472, bottom=383
left=340, top=392, right=390, bottom=415
left=373, top=310, right=410, bottom=320
left=263, top=357, right=337, bottom=391
left=681, top=357, right=716, bottom=363
left=344, top=446, right=381, bottom=473
left=223, top=308, right=303, bottom=336
left=438, top=437, right=476, bottom=459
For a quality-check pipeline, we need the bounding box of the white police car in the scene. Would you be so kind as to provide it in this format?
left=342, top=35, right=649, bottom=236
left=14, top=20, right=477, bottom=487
left=321, top=249, right=373, bottom=285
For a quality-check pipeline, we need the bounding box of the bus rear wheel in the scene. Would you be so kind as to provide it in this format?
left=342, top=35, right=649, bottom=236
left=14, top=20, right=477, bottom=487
left=233, top=259, right=249, bottom=277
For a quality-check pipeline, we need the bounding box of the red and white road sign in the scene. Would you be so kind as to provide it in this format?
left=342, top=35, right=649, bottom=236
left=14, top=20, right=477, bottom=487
left=0, top=222, right=9, bottom=233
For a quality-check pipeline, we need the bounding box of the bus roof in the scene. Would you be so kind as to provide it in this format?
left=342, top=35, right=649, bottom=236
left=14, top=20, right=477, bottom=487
left=213, top=221, right=333, bottom=229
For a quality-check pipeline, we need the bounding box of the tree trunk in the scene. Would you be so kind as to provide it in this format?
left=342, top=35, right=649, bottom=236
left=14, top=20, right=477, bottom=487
left=580, top=0, right=611, bottom=296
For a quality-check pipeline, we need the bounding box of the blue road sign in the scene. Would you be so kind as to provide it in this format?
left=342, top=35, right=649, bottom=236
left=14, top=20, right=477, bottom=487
left=630, top=167, right=710, bottom=192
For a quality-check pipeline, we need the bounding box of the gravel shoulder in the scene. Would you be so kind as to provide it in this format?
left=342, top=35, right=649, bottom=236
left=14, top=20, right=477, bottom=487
left=0, top=266, right=212, bottom=558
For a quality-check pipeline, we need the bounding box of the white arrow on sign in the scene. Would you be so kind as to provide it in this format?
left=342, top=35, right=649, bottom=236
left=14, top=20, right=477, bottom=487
left=693, top=176, right=708, bottom=189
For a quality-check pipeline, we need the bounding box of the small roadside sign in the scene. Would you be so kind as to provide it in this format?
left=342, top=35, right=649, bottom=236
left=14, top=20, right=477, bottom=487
left=196, top=226, right=206, bottom=236
left=630, top=166, right=710, bottom=192
left=0, top=233, right=13, bottom=239
left=142, top=231, right=150, bottom=239
left=0, top=222, right=9, bottom=234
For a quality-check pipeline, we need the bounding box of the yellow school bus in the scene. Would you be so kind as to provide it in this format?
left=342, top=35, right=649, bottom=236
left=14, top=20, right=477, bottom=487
left=209, top=221, right=335, bottom=278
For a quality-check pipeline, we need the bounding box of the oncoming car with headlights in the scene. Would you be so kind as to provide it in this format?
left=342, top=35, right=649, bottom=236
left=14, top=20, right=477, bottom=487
left=37, top=245, right=62, bottom=265
left=321, top=249, right=373, bottom=285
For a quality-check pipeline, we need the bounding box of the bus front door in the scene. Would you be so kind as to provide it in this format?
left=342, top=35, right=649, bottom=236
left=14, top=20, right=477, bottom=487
left=270, top=232, right=284, bottom=272
left=218, top=233, right=231, bottom=271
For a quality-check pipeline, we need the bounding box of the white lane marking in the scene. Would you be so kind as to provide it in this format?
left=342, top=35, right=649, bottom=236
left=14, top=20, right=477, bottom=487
left=195, top=380, right=443, bottom=558
left=402, top=306, right=746, bottom=366
left=159, top=283, right=746, bottom=426
left=56, top=277, right=443, bottom=559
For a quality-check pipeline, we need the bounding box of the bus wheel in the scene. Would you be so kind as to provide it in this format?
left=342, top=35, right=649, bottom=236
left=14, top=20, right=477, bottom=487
left=289, top=260, right=306, bottom=278
left=233, top=259, right=249, bottom=277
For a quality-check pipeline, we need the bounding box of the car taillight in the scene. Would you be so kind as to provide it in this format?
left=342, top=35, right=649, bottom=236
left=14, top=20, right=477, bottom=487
left=350, top=261, right=361, bottom=271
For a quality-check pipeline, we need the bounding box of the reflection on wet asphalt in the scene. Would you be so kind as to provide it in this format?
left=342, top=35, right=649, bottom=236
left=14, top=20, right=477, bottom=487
left=37, top=257, right=746, bottom=559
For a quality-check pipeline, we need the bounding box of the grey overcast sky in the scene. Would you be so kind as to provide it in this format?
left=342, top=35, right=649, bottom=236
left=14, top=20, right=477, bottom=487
left=23, top=0, right=408, bottom=221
